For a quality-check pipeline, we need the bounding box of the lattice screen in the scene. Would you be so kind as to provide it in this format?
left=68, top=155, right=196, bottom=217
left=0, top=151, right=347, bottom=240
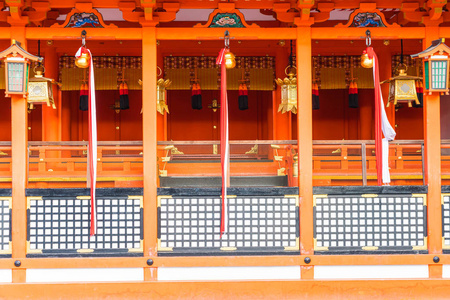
left=442, top=194, right=450, bottom=251
left=158, top=195, right=299, bottom=255
left=314, top=194, right=427, bottom=253
left=27, top=196, right=143, bottom=256
left=0, top=197, right=11, bottom=255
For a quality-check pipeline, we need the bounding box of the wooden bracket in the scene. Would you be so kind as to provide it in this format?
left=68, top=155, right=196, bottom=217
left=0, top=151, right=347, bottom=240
left=273, top=3, right=297, bottom=23
left=24, top=1, right=51, bottom=26
left=313, top=3, right=334, bottom=23
left=5, top=0, right=28, bottom=26
left=426, top=0, right=447, bottom=21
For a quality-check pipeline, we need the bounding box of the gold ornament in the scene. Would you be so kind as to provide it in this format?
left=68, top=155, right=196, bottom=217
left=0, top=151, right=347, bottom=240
left=224, top=51, right=236, bottom=69
left=361, top=53, right=373, bottom=68
left=75, top=52, right=90, bottom=68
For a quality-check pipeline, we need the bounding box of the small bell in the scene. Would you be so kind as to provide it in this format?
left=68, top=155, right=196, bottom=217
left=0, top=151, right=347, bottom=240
left=224, top=51, right=236, bottom=69
left=361, top=52, right=373, bottom=68
left=75, top=52, right=90, bottom=68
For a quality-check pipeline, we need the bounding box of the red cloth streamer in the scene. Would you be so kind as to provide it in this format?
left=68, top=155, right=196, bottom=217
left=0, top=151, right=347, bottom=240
left=365, top=47, right=396, bottom=185
left=216, top=48, right=230, bottom=237
left=76, top=46, right=97, bottom=235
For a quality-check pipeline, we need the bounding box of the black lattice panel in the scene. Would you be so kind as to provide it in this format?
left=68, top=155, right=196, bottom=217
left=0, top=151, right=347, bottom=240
left=0, top=197, right=11, bottom=256
left=28, top=196, right=143, bottom=256
left=314, top=194, right=427, bottom=253
left=443, top=195, right=450, bottom=251
left=158, top=196, right=299, bottom=255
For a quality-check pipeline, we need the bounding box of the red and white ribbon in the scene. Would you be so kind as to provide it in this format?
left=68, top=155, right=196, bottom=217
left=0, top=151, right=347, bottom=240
left=216, top=48, right=230, bottom=237
left=366, top=47, right=396, bottom=185
left=76, top=46, right=97, bottom=235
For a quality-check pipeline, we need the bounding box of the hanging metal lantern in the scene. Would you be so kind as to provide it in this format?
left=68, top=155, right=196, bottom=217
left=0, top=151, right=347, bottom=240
left=156, top=66, right=171, bottom=115
left=224, top=51, right=236, bottom=69
left=0, top=40, right=42, bottom=98
left=381, top=64, right=421, bottom=107
left=412, top=38, right=450, bottom=95
left=276, top=65, right=297, bottom=114
left=28, top=64, right=61, bottom=109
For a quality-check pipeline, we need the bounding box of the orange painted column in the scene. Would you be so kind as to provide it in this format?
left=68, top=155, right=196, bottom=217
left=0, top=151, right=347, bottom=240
left=423, top=25, right=442, bottom=278
left=142, top=26, right=158, bottom=281
left=10, top=27, right=28, bottom=283
left=157, top=47, right=166, bottom=141
left=296, top=25, right=314, bottom=279
left=42, top=45, right=60, bottom=141
left=377, top=46, right=395, bottom=126
left=273, top=45, right=291, bottom=140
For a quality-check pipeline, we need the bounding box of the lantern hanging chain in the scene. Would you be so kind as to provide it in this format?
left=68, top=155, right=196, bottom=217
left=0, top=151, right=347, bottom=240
left=400, top=39, right=404, bottom=65
left=81, top=30, right=87, bottom=47
left=37, top=40, right=41, bottom=67
left=365, top=30, right=371, bottom=47
left=289, top=40, right=293, bottom=69
left=224, top=30, right=230, bottom=49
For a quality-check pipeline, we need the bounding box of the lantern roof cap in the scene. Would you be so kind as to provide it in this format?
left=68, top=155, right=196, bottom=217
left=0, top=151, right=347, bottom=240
left=0, top=40, right=43, bottom=62
left=411, top=38, right=450, bottom=59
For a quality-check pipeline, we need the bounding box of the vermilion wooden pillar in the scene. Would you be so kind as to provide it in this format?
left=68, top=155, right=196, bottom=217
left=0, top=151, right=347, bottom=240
left=423, top=25, right=442, bottom=278
left=142, top=26, right=158, bottom=281
left=42, top=45, right=60, bottom=141
left=273, top=45, right=291, bottom=140
left=378, top=46, right=395, bottom=126
left=157, top=47, right=167, bottom=141
left=10, top=27, right=28, bottom=283
left=296, top=25, right=314, bottom=279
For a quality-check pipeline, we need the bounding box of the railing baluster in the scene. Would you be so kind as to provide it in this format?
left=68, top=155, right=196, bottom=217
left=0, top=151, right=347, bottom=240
left=421, top=143, right=425, bottom=185
left=362, top=143, right=367, bottom=186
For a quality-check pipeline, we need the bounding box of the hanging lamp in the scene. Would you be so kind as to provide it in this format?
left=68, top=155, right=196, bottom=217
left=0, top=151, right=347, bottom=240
left=275, top=40, right=297, bottom=114
left=381, top=40, right=421, bottom=108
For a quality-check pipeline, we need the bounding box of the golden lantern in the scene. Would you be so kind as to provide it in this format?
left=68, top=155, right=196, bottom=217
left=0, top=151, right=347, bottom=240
left=156, top=66, right=171, bottom=115
left=28, top=64, right=61, bottom=109
left=75, top=51, right=90, bottom=68
left=0, top=40, right=42, bottom=98
left=276, top=65, right=297, bottom=114
left=381, top=64, right=421, bottom=107
left=361, top=52, right=373, bottom=69
left=224, top=51, right=236, bottom=69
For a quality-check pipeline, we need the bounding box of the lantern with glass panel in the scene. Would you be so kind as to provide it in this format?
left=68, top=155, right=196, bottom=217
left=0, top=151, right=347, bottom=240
left=412, top=38, right=450, bottom=95
left=0, top=40, right=42, bottom=98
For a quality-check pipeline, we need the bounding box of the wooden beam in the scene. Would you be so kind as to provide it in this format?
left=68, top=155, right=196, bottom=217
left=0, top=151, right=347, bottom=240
left=156, top=28, right=297, bottom=40
left=2, top=279, right=450, bottom=299
left=0, top=253, right=446, bottom=270
left=311, top=27, right=426, bottom=40
left=25, top=28, right=142, bottom=40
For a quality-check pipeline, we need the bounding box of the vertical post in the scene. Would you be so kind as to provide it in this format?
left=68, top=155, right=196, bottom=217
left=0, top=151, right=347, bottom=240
left=142, top=26, right=158, bottom=281
left=10, top=27, right=27, bottom=283
left=362, top=143, right=367, bottom=186
left=378, top=47, right=395, bottom=126
left=423, top=26, right=442, bottom=278
left=274, top=45, right=291, bottom=140
left=296, top=26, right=313, bottom=279
left=157, top=49, right=166, bottom=141
left=42, top=44, right=60, bottom=142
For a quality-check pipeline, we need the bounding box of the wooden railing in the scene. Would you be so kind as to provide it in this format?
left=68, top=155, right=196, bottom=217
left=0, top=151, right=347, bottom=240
left=27, top=141, right=143, bottom=186
left=0, top=139, right=443, bottom=186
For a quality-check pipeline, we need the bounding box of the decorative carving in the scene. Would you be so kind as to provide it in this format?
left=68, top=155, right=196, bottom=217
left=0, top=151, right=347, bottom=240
left=350, top=12, right=386, bottom=27
left=51, top=5, right=117, bottom=28
left=336, top=5, right=400, bottom=28
left=195, top=4, right=259, bottom=28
